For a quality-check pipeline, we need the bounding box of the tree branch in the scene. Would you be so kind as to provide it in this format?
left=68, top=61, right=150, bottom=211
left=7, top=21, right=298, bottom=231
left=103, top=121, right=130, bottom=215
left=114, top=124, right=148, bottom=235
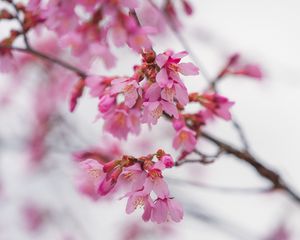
left=201, top=131, right=300, bottom=202
left=0, top=45, right=87, bottom=78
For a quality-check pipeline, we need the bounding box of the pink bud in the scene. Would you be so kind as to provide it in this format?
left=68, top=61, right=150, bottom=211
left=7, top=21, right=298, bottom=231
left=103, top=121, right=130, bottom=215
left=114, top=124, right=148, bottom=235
left=182, top=0, right=193, bottom=15
left=98, top=95, right=115, bottom=113
left=69, top=79, right=85, bottom=112
left=161, top=155, right=174, bottom=168
left=242, top=64, right=263, bottom=79
left=103, top=160, right=118, bottom=173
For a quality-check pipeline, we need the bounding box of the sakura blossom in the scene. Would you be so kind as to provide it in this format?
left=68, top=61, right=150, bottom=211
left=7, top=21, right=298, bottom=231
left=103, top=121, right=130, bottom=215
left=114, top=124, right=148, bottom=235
left=74, top=149, right=183, bottom=223
left=1, top=0, right=299, bottom=239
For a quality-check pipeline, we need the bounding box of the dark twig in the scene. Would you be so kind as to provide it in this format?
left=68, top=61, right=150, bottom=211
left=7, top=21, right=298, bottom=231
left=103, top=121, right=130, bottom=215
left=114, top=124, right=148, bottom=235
left=168, top=177, right=273, bottom=194
left=0, top=45, right=87, bottom=78
left=201, top=131, right=300, bottom=202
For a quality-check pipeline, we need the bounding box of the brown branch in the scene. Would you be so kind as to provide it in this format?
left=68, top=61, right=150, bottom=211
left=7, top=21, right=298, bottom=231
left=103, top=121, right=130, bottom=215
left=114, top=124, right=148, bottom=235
left=175, top=158, right=215, bottom=166
left=201, top=131, right=300, bottom=202
left=167, top=177, right=273, bottom=194
left=0, top=45, right=87, bottom=78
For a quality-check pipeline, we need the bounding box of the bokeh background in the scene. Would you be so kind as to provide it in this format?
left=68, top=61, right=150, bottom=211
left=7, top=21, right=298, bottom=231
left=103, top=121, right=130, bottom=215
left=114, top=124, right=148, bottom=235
left=1, top=0, right=300, bottom=239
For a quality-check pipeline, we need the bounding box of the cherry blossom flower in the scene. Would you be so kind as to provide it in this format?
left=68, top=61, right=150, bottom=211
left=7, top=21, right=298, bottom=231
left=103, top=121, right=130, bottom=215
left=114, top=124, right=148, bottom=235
left=156, top=50, right=199, bottom=88
left=161, top=155, right=174, bottom=168
left=173, top=126, right=197, bottom=152
left=142, top=100, right=179, bottom=125
left=125, top=192, right=154, bottom=222
left=111, top=78, right=140, bottom=108
left=199, top=93, right=235, bottom=121
left=219, top=53, right=263, bottom=80
left=98, top=94, right=116, bottom=114
left=103, top=107, right=141, bottom=140
left=151, top=198, right=183, bottom=223
left=76, top=159, right=105, bottom=200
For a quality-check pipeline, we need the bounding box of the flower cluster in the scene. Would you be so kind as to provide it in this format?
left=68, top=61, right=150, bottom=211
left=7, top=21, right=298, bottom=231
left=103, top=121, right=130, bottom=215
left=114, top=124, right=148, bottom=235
left=75, top=149, right=183, bottom=223
left=74, top=50, right=199, bottom=140
left=26, top=0, right=154, bottom=68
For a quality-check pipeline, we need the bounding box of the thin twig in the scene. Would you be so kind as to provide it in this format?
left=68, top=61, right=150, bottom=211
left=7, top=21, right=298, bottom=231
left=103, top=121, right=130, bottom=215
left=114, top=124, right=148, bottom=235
left=231, top=116, right=250, bottom=152
left=9, top=0, right=31, bottom=48
left=201, top=131, right=300, bottom=202
left=175, top=158, right=215, bottom=166
left=167, top=177, right=273, bottom=194
left=0, top=45, right=87, bottom=78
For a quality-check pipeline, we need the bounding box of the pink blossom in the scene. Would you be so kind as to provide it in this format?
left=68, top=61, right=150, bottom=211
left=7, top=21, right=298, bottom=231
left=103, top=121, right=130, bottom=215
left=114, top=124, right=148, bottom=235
left=104, top=108, right=141, bottom=139
left=172, top=118, right=185, bottom=131
left=161, top=155, right=174, bottom=168
left=182, top=0, right=193, bottom=15
left=125, top=193, right=154, bottom=222
left=111, top=78, right=140, bottom=108
left=173, top=127, right=197, bottom=152
left=151, top=198, right=183, bottom=223
left=119, top=163, right=147, bottom=192
left=221, top=53, right=263, bottom=80
left=76, top=159, right=104, bottom=200
left=142, top=169, right=170, bottom=198
left=43, top=0, right=78, bottom=35
left=142, top=100, right=179, bottom=125
left=145, top=82, right=162, bottom=101
left=98, top=95, right=116, bottom=114
left=104, top=109, right=130, bottom=139
left=85, top=76, right=109, bottom=97
left=156, top=50, right=199, bottom=88
left=140, top=3, right=166, bottom=34
left=111, top=13, right=153, bottom=52
left=200, top=93, right=234, bottom=121
left=98, top=166, right=123, bottom=195
left=142, top=101, right=163, bottom=125
left=237, top=64, right=263, bottom=79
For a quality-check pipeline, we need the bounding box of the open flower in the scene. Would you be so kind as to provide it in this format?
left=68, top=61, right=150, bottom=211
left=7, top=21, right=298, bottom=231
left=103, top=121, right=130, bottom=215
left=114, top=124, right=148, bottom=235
left=173, top=126, right=197, bottom=152
left=151, top=198, right=183, bottom=223
left=76, top=159, right=105, bottom=200
left=199, top=93, right=234, bottom=121
left=156, top=50, right=199, bottom=87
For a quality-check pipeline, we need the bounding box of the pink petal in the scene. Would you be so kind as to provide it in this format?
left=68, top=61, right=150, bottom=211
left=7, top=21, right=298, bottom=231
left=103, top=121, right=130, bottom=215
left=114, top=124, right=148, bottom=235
left=152, top=199, right=168, bottom=223
left=174, top=83, right=188, bottom=105
left=156, top=68, right=169, bottom=88
left=168, top=198, right=183, bottom=222
left=161, top=101, right=179, bottom=119
left=145, top=83, right=161, bottom=101
left=156, top=54, right=169, bottom=68
left=152, top=178, right=170, bottom=198
left=172, top=51, right=188, bottom=59
left=178, top=62, right=199, bottom=75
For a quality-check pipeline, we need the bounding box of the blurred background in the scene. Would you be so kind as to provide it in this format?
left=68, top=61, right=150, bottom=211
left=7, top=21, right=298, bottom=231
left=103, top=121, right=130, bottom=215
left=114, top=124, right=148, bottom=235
left=1, top=0, right=300, bottom=239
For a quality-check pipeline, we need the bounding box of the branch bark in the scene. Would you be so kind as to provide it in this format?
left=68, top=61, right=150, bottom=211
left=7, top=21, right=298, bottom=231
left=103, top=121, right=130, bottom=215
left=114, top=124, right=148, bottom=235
left=201, top=131, right=300, bottom=202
